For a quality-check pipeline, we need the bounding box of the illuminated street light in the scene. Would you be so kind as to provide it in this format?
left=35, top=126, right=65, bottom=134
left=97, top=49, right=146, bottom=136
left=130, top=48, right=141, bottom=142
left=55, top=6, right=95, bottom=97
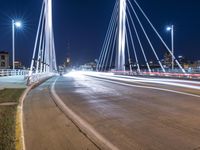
left=15, top=21, right=22, bottom=28
left=166, top=25, right=174, bottom=71
left=166, top=27, right=172, bottom=31
left=12, top=20, right=22, bottom=70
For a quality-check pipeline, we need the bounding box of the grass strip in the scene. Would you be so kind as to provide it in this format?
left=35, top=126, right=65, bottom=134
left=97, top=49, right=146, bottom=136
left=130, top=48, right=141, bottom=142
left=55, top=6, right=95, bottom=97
left=0, top=89, right=25, bottom=150
left=0, top=89, right=25, bottom=103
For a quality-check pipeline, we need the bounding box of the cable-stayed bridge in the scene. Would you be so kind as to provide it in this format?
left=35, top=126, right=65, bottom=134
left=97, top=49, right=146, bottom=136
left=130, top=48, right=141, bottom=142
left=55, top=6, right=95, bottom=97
left=0, top=0, right=57, bottom=84
left=97, top=0, right=186, bottom=75
left=1, top=0, right=200, bottom=83
left=28, top=0, right=57, bottom=83
left=1, top=1, right=200, bottom=150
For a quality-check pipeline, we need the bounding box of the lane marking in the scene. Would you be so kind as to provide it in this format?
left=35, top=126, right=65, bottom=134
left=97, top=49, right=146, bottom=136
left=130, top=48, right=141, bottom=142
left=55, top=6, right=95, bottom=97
left=51, top=77, right=119, bottom=150
left=89, top=77, right=200, bottom=98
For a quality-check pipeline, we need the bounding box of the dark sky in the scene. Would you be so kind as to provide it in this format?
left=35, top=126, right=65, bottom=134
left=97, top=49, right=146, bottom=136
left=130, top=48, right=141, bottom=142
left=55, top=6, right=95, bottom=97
left=0, top=0, right=200, bottom=67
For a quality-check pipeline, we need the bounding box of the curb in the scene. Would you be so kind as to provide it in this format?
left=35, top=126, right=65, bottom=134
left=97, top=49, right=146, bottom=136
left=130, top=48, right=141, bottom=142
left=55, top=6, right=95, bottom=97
left=16, top=76, right=53, bottom=150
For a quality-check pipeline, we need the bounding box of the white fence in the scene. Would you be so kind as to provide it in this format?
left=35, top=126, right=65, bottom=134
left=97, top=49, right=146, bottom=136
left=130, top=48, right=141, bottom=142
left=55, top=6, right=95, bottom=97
left=0, top=69, right=29, bottom=77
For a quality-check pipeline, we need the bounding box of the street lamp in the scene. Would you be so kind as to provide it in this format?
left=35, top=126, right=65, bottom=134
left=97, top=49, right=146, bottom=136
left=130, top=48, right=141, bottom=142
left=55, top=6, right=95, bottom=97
left=166, top=25, right=174, bottom=70
left=12, top=20, right=22, bottom=70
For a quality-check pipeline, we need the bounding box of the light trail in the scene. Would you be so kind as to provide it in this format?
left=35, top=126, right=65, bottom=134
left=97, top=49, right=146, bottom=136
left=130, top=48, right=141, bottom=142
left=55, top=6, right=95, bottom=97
left=69, top=71, right=200, bottom=91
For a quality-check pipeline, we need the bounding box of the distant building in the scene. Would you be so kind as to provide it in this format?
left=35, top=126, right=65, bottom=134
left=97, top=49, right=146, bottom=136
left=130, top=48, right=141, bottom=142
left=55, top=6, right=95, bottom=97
left=63, top=56, right=72, bottom=73
left=64, top=57, right=71, bottom=68
left=80, top=62, right=96, bottom=71
left=184, top=60, right=200, bottom=69
left=163, top=52, right=172, bottom=68
left=0, top=51, right=9, bottom=69
left=195, top=60, right=200, bottom=68
left=14, top=60, right=23, bottom=69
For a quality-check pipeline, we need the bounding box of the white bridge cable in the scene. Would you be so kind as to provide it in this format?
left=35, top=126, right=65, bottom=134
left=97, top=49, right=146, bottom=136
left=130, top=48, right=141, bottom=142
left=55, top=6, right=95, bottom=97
left=101, top=1, right=118, bottom=71
left=52, top=31, right=57, bottom=71
left=40, top=38, right=45, bottom=72
left=104, top=12, right=119, bottom=71
left=30, top=0, right=57, bottom=77
left=97, top=1, right=118, bottom=70
left=127, top=3, right=166, bottom=72
left=98, top=1, right=119, bottom=71
left=29, top=1, right=45, bottom=76
left=125, top=28, right=132, bottom=72
left=97, top=1, right=118, bottom=71
left=126, top=15, right=140, bottom=72
left=131, top=0, right=185, bottom=73
left=109, top=25, right=118, bottom=70
left=126, top=7, right=151, bottom=72
left=36, top=11, right=45, bottom=73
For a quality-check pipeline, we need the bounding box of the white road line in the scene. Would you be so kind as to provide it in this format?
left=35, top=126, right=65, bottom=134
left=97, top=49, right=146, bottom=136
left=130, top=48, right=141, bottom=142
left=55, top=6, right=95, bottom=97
left=92, top=77, right=200, bottom=98
left=51, top=77, right=119, bottom=150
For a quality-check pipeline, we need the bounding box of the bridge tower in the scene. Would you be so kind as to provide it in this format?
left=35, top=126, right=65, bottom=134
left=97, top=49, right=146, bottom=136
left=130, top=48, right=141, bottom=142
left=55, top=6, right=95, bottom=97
left=116, top=0, right=126, bottom=72
left=29, top=0, right=57, bottom=76
left=97, top=0, right=186, bottom=74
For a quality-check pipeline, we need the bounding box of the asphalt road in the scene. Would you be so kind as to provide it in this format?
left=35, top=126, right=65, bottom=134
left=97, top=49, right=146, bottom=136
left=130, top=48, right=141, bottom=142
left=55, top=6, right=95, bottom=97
left=52, top=73, right=200, bottom=150
left=23, top=79, right=99, bottom=150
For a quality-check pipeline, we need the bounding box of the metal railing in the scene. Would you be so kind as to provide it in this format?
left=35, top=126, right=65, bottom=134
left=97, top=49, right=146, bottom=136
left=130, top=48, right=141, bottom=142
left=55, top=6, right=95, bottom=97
left=0, top=69, right=29, bottom=77
left=111, top=68, right=200, bottom=79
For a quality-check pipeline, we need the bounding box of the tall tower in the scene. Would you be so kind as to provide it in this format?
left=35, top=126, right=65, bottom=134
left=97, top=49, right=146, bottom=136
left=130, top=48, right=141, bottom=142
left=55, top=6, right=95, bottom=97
left=29, top=0, right=57, bottom=76
left=45, top=0, right=57, bottom=72
left=116, top=0, right=126, bottom=71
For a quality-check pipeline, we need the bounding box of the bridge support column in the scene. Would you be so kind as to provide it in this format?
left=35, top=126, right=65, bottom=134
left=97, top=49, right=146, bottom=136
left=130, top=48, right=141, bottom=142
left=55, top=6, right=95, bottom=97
left=116, top=0, right=126, bottom=72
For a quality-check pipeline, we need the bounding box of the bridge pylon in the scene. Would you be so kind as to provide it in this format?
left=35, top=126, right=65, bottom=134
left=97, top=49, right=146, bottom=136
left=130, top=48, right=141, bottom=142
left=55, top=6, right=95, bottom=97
left=97, top=0, right=186, bottom=74
left=116, top=0, right=126, bottom=72
left=29, top=0, right=57, bottom=78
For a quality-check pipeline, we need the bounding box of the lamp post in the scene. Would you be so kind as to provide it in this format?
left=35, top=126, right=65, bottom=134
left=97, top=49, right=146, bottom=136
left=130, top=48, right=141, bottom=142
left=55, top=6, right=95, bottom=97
left=166, top=25, right=174, bottom=70
left=12, top=20, right=22, bottom=70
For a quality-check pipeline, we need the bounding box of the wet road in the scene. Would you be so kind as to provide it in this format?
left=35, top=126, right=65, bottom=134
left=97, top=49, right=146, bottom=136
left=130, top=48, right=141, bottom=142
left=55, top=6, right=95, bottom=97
left=53, top=73, right=200, bottom=150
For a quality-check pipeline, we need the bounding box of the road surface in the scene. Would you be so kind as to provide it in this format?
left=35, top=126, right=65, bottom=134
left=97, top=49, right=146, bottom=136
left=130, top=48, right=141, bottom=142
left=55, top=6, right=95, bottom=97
left=24, top=72, right=200, bottom=150
left=23, top=79, right=99, bottom=150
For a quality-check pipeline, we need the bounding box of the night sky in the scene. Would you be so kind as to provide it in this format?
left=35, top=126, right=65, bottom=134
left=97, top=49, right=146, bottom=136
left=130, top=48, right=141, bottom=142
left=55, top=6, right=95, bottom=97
left=0, top=0, right=200, bottom=67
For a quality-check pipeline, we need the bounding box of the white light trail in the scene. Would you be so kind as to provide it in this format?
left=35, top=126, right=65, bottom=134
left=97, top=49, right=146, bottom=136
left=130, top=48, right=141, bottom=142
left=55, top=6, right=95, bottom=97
left=63, top=71, right=200, bottom=98
left=73, top=71, right=200, bottom=91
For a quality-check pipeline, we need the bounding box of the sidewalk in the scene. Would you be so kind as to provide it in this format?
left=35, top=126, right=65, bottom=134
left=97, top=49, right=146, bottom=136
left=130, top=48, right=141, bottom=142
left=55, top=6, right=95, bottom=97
left=23, top=78, right=98, bottom=150
left=0, top=76, right=27, bottom=90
